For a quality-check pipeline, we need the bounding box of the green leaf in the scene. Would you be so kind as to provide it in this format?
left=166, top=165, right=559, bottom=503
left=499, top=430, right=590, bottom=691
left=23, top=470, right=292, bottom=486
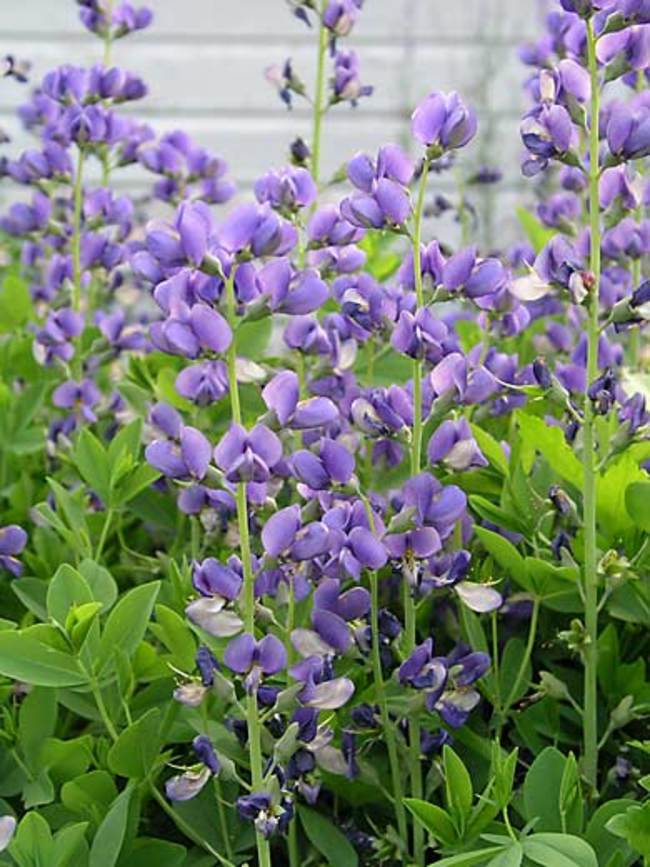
left=523, top=747, right=568, bottom=832
left=474, top=527, right=525, bottom=581
left=523, top=832, right=598, bottom=867
left=499, top=639, right=530, bottom=705
left=47, top=564, right=93, bottom=627
left=516, top=412, right=583, bottom=489
left=625, top=481, right=650, bottom=532
left=73, top=429, right=110, bottom=501
left=606, top=803, right=650, bottom=858
left=585, top=799, right=636, bottom=867
left=298, top=806, right=358, bottom=867
left=0, top=272, right=33, bottom=333
left=404, top=799, right=457, bottom=846
left=97, top=582, right=160, bottom=671
left=117, top=838, right=186, bottom=867
left=558, top=752, right=583, bottom=835
left=517, top=207, right=557, bottom=253
left=597, top=451, right=646, bottom=539
left=52, top=822, right=89, bottom=866
left=18, top=687, right=57, bottom=772
left=78, top=559, right=118, bottom=613
left=488, top=843, right=523, bottom=867
left=89, top=785, right=134, bottom=867
left=8, top=812, right=52, bottom=867
left=470, top=424, right=509, bottom=475
left=427, top=847, right=506, bottom=867
left=107, top=709, right=161, bottom=779
left=443, top=745, right=473, bottom=825
left=61, top=771, right=118, bottom=826
left=0, top=632, right=87, bottom=687
left=11, top=578, right=48, bottom=621
left=468, top=496, right=526, bottom=535
left=151, top=604, right=196, bottom=670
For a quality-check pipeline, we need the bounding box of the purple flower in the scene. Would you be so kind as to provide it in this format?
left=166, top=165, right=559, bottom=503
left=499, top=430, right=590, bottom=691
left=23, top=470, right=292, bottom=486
left=392, top=308, right=451, bottom=362
left=254, top=165, right=317, bottom=211
left=214, top=423, right=282, bottom=483
left=291, top=439, right=355, bottom=490
left=411, top=90, right=477, bottom=153
left=218, top=203, right=297, bottom=257
left=224, top=632, right=287, bottom=691
left=0, top=525, right=28, bottom=576
left=311, top=577, right=370, bottom=652
left=262, top=370, right=338, bottom=429
left=520, top=103, right=575, bottom=175
left=399, top=639, right=448, bottom=697
left=176, top=360, right=229, bottom=405
left=52, top=379, right=101, bottom=423
left=165, top=767, right=211, bottom=802
left=289, top=655, right=356, bottom=709
left=257, top=260, right=329, bottom=315
left=323, top=0, right=363, bottom=35
left=341, top=144, right=413, bottom=229
left=332, top=49, right=373, bottom=105
left=146, top=425, right=212, bottom=481
left=427, top=418, right=488, bottom=471
left=606, top=99, right=650, bottom=161
left=261, top=505, right=330, bottom=561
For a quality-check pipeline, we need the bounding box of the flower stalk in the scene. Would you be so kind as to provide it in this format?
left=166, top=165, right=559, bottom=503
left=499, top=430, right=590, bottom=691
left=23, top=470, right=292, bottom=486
left=311, top=1, right=328, bottom=187
left=225, top=269, right=272, bottom=867
left=406, top=156, right=430, bottom=867
left=582, top=16, right=602, bottom=792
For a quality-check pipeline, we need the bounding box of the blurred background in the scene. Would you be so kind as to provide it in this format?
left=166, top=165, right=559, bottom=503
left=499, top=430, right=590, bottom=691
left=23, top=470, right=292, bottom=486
left=1, top=0, right=543, bottom=247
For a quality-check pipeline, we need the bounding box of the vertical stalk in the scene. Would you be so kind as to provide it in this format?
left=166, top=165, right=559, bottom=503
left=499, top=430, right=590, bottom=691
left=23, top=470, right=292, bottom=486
left=630, top=70, right=646, bottom=368
left=311, top=2, right=328, bottom=187
left=582, top=18, right=601, bottom=791
left=405, top=158, right=430, bottom=866
left=359, top=494, right=408, bottom=846
left=71, top=146, right=86, bottom=380
left=225, top=270, right=272, bottom=867
left=369, top=570, right=408, bottom=844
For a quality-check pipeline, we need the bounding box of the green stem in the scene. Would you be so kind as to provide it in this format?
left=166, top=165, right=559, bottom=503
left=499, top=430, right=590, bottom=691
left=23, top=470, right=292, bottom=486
left=214, top=778, right=235, bottom=862
left=71, top=146, right=85, bottom=379
left=311, top=2, right=328, bottom=187
left=225, top=269, right=271, bottom=867
left=149, top=783, right=236, bottom=867
left=90, top=679, right=118, bottom=742
left=370, top=568, right=409, bottom=845
left=502, top=596, right=540, bottom=718
left=95, top=507, right=114, bottom=560
left=288, top=819, right=300, bottom=867
left=583, top=18, right=601, bottom=792
left=403, top=156, right=431, bottom=867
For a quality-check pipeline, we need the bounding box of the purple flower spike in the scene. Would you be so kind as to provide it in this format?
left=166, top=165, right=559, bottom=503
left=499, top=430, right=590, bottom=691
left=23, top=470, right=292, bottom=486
left=311, top=577, right=371, bottom=652
left=0, top=525, right=28, bottom=576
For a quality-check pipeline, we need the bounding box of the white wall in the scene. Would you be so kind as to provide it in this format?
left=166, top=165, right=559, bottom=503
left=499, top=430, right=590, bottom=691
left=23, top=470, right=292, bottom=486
left=0, top=0, right=543, bottom=247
